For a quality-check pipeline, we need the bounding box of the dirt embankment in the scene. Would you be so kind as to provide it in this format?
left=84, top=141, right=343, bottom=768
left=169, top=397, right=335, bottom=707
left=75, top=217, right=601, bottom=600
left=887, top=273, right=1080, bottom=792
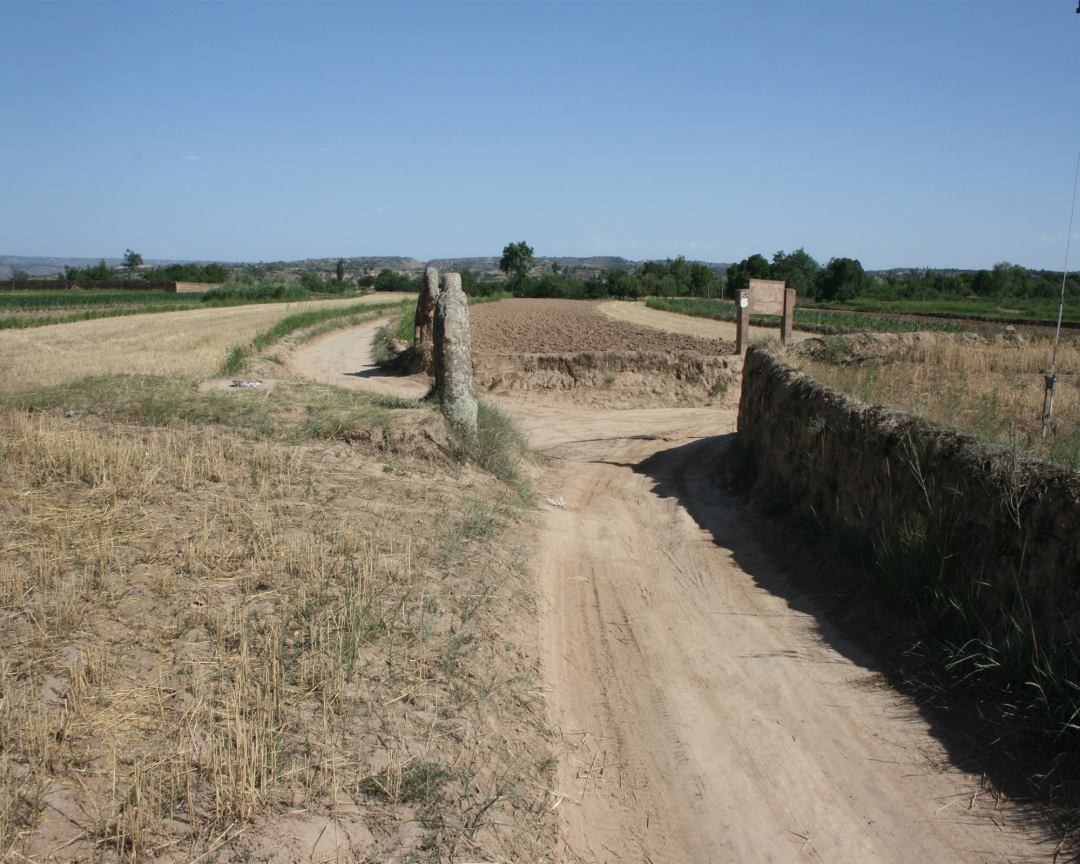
left=739, top=344, right=1080, bottom=641
left=473, top=349, right=740, bottom=407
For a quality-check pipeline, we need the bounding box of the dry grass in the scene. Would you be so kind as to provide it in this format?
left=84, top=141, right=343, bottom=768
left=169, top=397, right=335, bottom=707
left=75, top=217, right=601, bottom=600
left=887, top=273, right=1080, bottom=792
left=0, top=392, right=553, bottom=862
left=0, top=295, right=414, bottom=392
left=790, top=332, right=1080, bottom=468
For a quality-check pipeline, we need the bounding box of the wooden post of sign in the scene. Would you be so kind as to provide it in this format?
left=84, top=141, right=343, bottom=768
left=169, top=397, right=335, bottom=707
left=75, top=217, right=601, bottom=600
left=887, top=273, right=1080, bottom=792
left=781, top=288, right=796, bottom=345
left=736, top=289, right=750, bottom=355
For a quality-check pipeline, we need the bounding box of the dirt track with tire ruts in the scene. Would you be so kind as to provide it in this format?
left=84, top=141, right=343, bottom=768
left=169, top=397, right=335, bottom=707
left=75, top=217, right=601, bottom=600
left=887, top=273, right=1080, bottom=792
left=286, top=299, right=1051, bottom=863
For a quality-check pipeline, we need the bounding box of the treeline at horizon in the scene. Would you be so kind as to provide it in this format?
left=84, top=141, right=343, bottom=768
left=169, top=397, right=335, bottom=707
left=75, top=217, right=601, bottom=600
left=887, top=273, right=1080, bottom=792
left=12, top=251, right=1080, bottom=306
left=492, top=250, right=1080, bottom=304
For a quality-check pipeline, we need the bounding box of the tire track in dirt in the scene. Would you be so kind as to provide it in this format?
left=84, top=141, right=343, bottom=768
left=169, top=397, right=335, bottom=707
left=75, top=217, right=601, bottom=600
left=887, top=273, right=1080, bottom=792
left=287, top=306, right=1054, bottom=863
left=520, top=409, right=1051, bottom=864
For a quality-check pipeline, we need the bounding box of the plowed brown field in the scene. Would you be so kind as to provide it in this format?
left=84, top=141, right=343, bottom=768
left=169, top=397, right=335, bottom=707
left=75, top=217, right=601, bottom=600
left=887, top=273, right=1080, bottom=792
left=470, top=297, right=731, bottom=354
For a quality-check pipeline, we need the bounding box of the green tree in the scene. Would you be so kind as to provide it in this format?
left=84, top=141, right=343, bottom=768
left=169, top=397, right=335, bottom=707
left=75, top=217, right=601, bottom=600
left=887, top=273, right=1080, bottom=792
left=10, top=269, right=29, bottom=281
left=667, top=256, right=692, bottom=295
left=818, top=257, right=864, bottom=302
left=970, top=269, right=994, bottom=297
left=298, top=271, right=326, bottom=293
left=991, top=262, right=1033, bottom=298
left=605, top=268, right=637, bottom=300
left=336, top=258, right=345, bottom=282
left=123, top=249, right=143, bottom=277
left=771, top=249, right=820, bottom=299
left=64, top=260, right=114, bottom=280
left=373, top=268, right=414, bottom=292
left=688, top=262, right=716, bottom=298
left=141, top=262, right=228, bottom=283
left=725, top=254, right=772, bottom=296
left=500, top=241, right=535, bottom=287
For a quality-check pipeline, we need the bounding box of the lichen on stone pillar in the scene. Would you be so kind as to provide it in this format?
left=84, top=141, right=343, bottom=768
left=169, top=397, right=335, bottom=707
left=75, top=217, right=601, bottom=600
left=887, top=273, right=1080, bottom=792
left=432, top=272, right=478, bottom=433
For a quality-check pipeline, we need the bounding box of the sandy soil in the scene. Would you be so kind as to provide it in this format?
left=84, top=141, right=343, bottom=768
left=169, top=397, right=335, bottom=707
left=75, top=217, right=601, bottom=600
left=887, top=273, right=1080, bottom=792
left=286, top=301, right=1053, bottom=863
left=471, top=298, right=732, bottom=354
left=599, top=298, right=817, bottom=344
left=285, top=319, right=430, bottom=399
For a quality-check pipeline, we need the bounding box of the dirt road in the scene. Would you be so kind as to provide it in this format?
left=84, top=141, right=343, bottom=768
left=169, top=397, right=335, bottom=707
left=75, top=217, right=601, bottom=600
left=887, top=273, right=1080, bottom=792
left=285, top=318, right=430, bottom=399
left=290, top=314, right=1050, bottom=863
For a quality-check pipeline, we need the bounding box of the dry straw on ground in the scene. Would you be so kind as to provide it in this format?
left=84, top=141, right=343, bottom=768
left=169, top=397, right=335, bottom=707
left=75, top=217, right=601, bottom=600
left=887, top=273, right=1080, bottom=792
left=0, top=403, right=554, bottom=862
left=0, top=295, right=412, bottom=392
left=0, top=300, right=553, bottom=862
left=791, top=332, right=1080, bottom=466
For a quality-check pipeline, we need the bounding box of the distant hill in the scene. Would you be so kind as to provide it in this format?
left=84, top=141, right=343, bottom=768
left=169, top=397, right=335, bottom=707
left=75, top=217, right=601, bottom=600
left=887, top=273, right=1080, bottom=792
left=2, top=253, right=732, bottom=282
left=0, top=255, right=212, bottom=279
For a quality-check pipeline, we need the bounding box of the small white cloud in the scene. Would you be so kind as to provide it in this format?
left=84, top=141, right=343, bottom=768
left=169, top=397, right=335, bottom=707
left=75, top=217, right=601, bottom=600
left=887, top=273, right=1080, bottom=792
left=158, top=123, right=166, bottom=128
left=185, top=155, right=199, bottom=161
left=377, top=206, right=387, bottom=212
left=582, top=236, right=618, bottom=254
left=321, top=148, right=329, bottom=152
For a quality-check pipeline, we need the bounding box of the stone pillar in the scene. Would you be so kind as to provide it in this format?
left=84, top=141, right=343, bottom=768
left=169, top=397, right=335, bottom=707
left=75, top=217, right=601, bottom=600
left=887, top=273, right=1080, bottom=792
left=432, top=273, right=478, bottom=433
left=410, top=267, right=440, bottom=373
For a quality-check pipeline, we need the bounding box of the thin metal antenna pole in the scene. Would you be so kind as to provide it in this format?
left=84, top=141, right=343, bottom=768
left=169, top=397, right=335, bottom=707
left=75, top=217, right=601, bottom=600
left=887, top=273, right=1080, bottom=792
left=1042, top=142, right=1080, bottom=440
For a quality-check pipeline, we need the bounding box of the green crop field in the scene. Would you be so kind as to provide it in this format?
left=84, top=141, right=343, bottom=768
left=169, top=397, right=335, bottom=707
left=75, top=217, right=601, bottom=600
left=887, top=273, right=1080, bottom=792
left=645, top=297, right=973, bottom=334
left=798, top=295, right=1080, bottom=324
left=0, top=283, right=365, bottom=330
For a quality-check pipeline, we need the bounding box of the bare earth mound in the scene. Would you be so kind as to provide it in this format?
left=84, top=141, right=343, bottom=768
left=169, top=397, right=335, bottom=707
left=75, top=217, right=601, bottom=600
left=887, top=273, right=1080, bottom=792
left=471, top=298, right=731, bottom=355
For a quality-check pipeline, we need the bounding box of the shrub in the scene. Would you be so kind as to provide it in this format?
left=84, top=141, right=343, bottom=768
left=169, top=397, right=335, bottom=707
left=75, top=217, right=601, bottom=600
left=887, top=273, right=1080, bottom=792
left=374, top=269, right=417, bottom=292
left=142, top=262, right=228, bottom=283
left=203, top=283, right=311, bottom=304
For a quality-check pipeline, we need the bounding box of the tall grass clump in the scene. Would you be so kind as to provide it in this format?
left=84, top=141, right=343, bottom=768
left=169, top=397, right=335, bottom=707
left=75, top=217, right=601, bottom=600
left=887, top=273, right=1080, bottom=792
left=396, top=305, right=416, bottom=344
left=441, top=400, right=532, bottom=494
left=474, top=400, right=531, bottom=488
left=849, top=507, right=1080, bottom=796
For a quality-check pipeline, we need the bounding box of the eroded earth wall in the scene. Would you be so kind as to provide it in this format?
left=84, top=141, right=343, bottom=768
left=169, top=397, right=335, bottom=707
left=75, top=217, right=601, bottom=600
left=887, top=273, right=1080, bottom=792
left=473, top=350, right=740, bottom=406
left=738, top=344, right=1080, bottom=642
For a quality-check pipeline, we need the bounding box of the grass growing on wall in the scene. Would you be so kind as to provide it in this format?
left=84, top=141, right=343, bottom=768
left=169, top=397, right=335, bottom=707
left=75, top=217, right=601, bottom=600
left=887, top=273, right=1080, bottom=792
left=788, top=335, right=1080, bottom=470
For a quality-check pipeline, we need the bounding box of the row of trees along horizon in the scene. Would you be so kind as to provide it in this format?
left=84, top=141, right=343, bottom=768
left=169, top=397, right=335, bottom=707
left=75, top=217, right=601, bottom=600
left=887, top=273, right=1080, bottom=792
left=10, top=244, right=1080, bottom=305
left=8, top=250, right=231, bottom=285
left=494, top=244, right=1080, bottom=305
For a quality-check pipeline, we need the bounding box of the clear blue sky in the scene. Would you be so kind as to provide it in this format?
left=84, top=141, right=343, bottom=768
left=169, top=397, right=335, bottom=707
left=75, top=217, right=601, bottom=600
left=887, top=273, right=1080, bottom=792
left=2, top=0, right=1079, bottom=270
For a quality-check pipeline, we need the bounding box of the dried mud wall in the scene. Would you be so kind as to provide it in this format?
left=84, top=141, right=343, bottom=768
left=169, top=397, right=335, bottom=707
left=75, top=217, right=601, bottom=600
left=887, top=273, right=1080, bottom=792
left=738, top=345, right=1080, bottom=640
left=474, top=350, right=741, bottom=406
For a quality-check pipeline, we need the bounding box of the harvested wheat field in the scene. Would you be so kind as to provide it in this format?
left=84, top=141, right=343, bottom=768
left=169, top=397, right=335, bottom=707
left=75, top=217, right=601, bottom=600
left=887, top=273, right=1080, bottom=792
left=0, top=299, right=557, bottom=863
left=0, top=294, right=414, bottom=391
left=0, top=296, right=1065, bottom=863
left=791, top=331, right=1080, bottom=469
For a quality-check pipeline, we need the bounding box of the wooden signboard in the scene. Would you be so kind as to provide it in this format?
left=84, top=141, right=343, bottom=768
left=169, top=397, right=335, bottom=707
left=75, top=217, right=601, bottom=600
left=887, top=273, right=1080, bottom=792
left=736, top=279, right=796, bottom=354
